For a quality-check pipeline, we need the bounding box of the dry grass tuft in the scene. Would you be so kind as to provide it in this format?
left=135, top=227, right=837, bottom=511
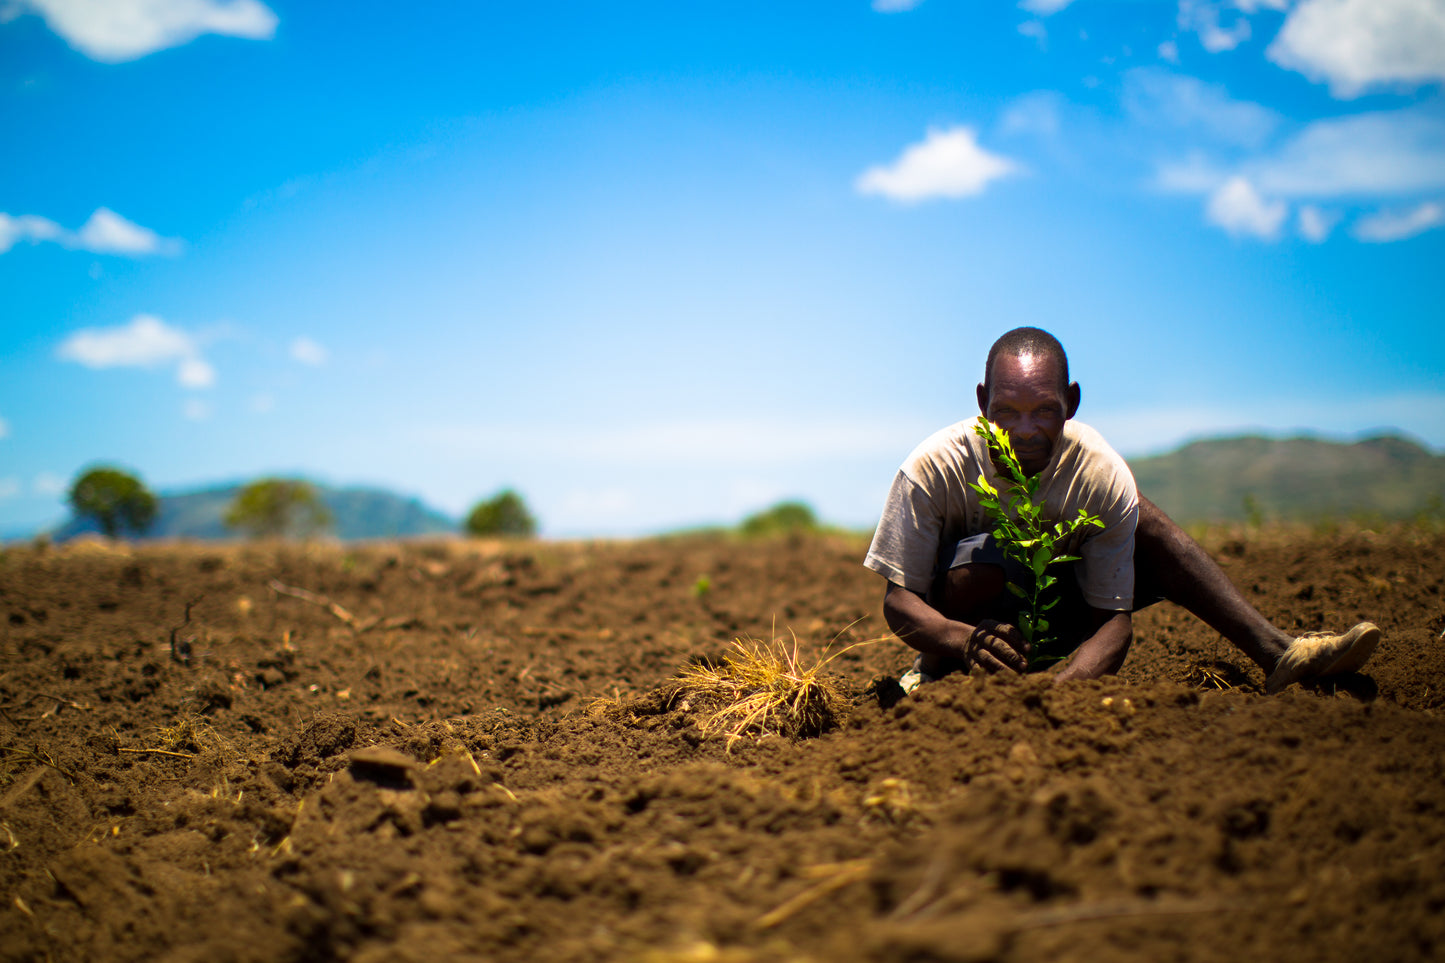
left=1183, top=658, right=1246, bottom=691
left=674, top=633, right=864, bottom=750
left=120, top=713, right=234, bottom=760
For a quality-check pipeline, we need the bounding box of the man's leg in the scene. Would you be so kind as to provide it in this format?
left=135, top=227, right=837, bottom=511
left=921, top=562, right=1009, bottom=678
left=1134, top=496, right=1378, bottom=689
left=1134, top=496, right=1292, bottom=673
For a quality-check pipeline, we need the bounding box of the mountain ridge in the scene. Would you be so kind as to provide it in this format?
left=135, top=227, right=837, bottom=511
left=1125, top=431, right=1444, bottom=524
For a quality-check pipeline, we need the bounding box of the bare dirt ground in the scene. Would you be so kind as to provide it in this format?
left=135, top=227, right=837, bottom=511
left=2, top=527, right=1443, bottom=963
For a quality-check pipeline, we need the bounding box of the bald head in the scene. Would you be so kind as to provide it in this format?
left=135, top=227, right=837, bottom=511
left=983, top=327, right=1070, bottom=401
left=976, top=328, right=1080, bottom=475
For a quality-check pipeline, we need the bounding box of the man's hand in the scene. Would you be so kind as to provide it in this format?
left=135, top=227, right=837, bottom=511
left=882, top=582, right=1032, bottom=678
left=1053, top=609, right=1132, bottom=682
left=965, top=619, right=1029, bottom=674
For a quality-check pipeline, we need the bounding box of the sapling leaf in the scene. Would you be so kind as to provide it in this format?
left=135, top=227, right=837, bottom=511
left=969, top=415, right=1106, bottom=671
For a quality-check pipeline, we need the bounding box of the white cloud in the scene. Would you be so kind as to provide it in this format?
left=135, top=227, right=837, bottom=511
left=10, top=0, right=277, bottom=63
left=1352, top=201, right=1445, bottom=242
left=1158, top=39, right=1180, bottom=62
left=1252, top=109, right=1445, bottom=197
left=856, top=126, right=1018, bottom=203
left=1124, top=69, right=1281, bottom=149
left=1269, top=0, right=1445, bottom=98
left=1179, top=0, right=1252, bottom=52
left=1234, top=0, right=1289, bottom=12
left=1206, top=176, right=1288, bottom=238
left=249, top=392, right=275, bottom=414
left=177, top=356, right=216, bottom=388
left=32, top=472, right=66, bottom=496
left=1157, top=108, right=1445, bottom=199
left=289, top=336, right=328, bottom=366
left=0, top=415, right=8, bottom=439
left=58, top=314, right=191, bottom=367
left=0, top=213, right=64, bottom=253
left=1297, top=204, right=1339, bottom=241
left=1020, top=0, right=1075, bottom=14
left=56, top=314, right=215, bottom=389
left=0, top=477, right=19, bottom=500
left=1159, top=109, right=1445, bottom=239
left=72, top=208, right=182, bottom=255
left=1018, top=19, right=1047, bottom=45
left=871, top=0, right=922, bottom=11
left=0, top=208, right=180, bottom=256
left=1201, top=19, right=1251, bottom=51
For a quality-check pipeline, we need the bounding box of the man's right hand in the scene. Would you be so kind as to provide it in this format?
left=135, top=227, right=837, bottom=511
left=966, top=619, right=1030, bottom=673
left=883, top=581, right=1031, bottom=679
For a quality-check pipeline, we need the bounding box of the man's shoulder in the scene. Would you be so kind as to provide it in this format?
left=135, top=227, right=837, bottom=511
left=900, top=420, right=983, bottom=484
left=1057, top=420, right=1137, bottom=499
left=1062, top=420, right=1124, bottom=460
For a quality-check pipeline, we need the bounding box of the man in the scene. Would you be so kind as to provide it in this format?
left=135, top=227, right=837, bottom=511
left=865, top=327, right=1378, bottom=692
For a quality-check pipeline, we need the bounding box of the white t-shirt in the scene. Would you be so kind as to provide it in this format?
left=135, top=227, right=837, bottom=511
left=864, top=418, right=1139, bottom=611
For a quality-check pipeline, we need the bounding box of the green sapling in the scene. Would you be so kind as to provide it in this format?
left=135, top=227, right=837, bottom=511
left=968, top=416, right=1105, bottom=669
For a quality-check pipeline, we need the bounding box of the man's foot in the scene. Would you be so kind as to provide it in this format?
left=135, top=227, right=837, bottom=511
left=899, top=655, right=948, bottom=694
left=1265, top=622, right=1380, bottom=695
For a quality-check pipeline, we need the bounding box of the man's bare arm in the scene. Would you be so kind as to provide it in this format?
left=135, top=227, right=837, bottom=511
left=882, top=581, right=1029, bottom=674
left=1053, top=608, right=1133, bottom=682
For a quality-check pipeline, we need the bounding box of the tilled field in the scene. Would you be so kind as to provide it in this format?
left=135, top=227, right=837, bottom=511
left=1, top=528, right=1443, bottom=963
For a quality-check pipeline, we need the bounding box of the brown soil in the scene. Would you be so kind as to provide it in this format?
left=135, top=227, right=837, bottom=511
left=2, top=527, right=1443, bottom=963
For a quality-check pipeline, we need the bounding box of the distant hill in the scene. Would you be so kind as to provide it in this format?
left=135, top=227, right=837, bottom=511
left=49, top=482, right=458, bottom=542
left=1127, top=433, right=1445, bottom=524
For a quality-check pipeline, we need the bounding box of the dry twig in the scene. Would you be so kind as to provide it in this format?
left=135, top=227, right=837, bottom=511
left=268, top=579, right=358, bottom=626
left=0, top=743, right=78, bottom=784
left=1012, top=897, right=1238, bottom=930
left=169, top=596, right=202, bottom=664
left=754, top=859, right=873, bottom=929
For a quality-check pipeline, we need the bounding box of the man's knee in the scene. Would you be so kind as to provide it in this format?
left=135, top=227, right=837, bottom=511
left=932, top=562, right=1007, bottom=621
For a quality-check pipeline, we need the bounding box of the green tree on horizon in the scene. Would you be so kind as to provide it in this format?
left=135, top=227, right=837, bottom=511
left=68, top=466, right=158, bottom=539
left=224, top=478, right=332, bottom=539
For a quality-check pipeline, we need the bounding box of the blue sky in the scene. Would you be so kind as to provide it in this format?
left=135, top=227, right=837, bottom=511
left=2, top=0, right=1443, bottom=537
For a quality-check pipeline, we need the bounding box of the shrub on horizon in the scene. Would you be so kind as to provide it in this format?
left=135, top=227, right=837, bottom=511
left=740, top=500, right=819, bottom=537
left=465, top=489, right=537, bottom=537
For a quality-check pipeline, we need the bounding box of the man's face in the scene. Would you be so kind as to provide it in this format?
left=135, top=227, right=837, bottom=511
left=978, top=351, right=1071, bottom=477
